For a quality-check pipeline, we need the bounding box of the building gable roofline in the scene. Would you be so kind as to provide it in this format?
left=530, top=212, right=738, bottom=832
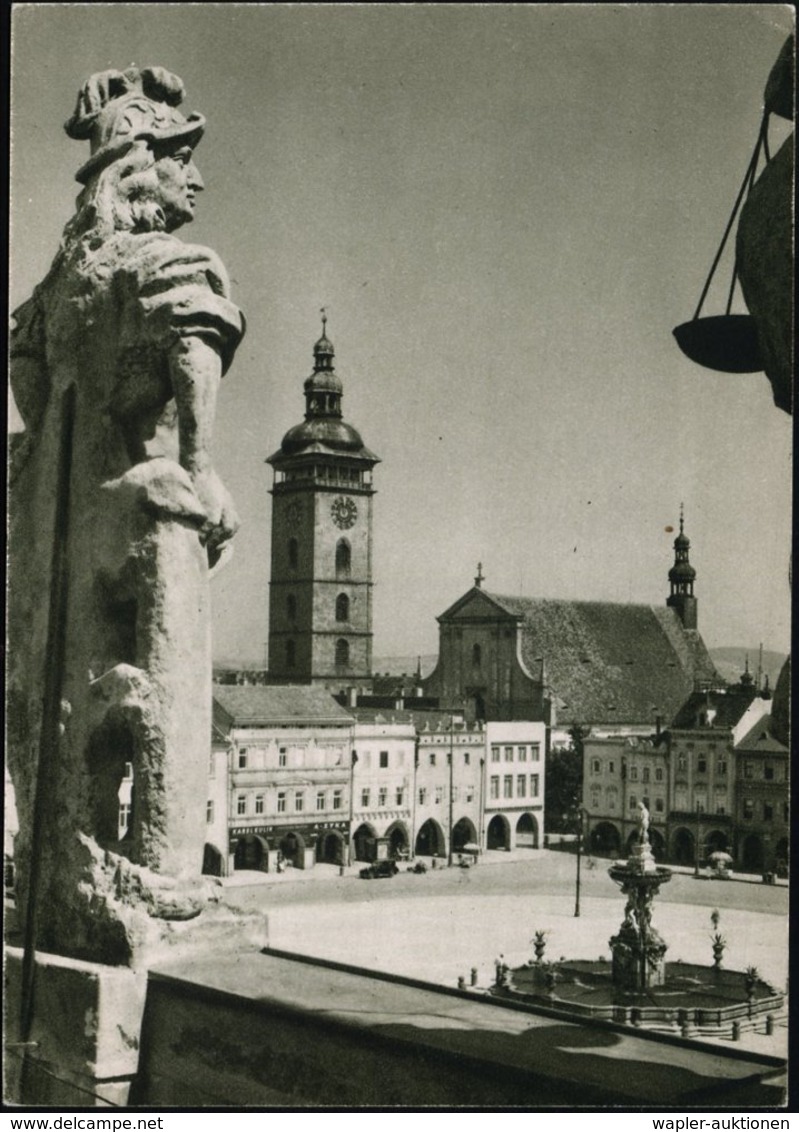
left=212, top=683, right=355, bottom=727
left=436, top=586, right=523, bottom=624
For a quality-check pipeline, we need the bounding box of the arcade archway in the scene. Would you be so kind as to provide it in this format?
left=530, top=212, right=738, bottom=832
left=452, top=817, right=478, bottom=854
left=279, top=830, right=306, bottom=868
left=741, top=834, right=764, bottom=872
left=234, top=834, right=267, bottom=871
left=353, top=822, right=377, bottom=862
left=486, top=814, right=510, bottom=851
left=316, top=831, right=344, bottom=865
left=589, top=822, right=621, bottom=857
left=415, top=818, right=446, bottom=858
left=385, top=821, right=410, bottom=858
left=671, top=827, right=695, bottom=866
left=515, top=812, right=538, bottom=849
left=706, top=829, right=729, bottom=854
left=202, top=843, right=224, bottom=877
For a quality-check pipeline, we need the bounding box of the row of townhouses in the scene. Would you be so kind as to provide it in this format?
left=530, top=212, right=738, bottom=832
left=581, top=675, right=789, bottom=875
left=204, top=685, right=546, bottom=875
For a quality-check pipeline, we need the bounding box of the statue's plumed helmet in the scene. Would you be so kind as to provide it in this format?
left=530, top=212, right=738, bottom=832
left=65, top=66, right=205, bottom=184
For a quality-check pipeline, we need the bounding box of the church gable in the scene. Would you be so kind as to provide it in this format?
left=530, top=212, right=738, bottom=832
left=438, top=587, right=520, bottom=624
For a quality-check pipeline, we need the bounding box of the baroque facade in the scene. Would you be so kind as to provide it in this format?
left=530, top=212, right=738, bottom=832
left=581, top=673, right=786, bottom=872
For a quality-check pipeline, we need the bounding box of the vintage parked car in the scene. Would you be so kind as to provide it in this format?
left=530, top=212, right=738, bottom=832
left=359, top=860, right=399, bottom=880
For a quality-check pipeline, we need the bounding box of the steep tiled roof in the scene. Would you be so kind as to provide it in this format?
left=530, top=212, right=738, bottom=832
left=671, top=686, right=758, bottom=730
left=484, top=593, right=720, bottom=726
left=213, top=684, right=354, bottom=727
left=735, top=714, right=789, bottom=754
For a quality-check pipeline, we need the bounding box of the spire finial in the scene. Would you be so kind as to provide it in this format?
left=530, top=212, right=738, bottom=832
left=679, top=502, right=684, bottom=535
left=320, top=306, right=327, bottom=335
left=475, top=562, right=484, bottom=588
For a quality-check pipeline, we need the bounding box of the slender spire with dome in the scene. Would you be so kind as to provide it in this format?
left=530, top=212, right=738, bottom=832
left=266, top=314, right=380, bottom=693
left=304, top=308, right=343, bottom=420
left=666, top=504, right=698, bottom=629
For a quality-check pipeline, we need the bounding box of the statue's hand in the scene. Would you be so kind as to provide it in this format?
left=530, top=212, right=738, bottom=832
left=192, top=468, right=240, bottom=552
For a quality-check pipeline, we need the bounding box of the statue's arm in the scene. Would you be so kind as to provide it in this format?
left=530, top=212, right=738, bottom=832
left=10, top=295, right=49, bottom=435
left=168, top=334, right=239, bottom=551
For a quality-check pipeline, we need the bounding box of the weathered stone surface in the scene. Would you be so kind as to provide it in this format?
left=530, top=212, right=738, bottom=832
left=7, top=67, right=244, bottom=966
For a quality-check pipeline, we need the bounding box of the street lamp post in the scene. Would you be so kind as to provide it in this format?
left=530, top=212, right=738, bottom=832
left=447, top=720, right=454, bottom=867
left=574, top=806, right=585, bottom=918
left=347, top=745, right=357, bottom=867
left=694, top=803, right=701, bottom=877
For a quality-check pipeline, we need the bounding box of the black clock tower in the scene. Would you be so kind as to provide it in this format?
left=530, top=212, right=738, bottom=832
left=266, top=317, right=379, bottom=691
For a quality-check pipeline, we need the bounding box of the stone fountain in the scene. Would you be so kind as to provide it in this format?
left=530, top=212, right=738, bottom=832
left=607, top=803, right=672, bottom=992
left=492, top=803, right=784, bottom=1038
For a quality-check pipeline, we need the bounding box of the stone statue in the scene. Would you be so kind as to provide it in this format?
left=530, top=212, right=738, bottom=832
left=7, top=67, right=245, bottom=965
left=637, top=801, right=650, bottom=844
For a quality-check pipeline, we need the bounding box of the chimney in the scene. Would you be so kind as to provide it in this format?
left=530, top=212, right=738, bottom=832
left=348, top=687, right=357, bottom=708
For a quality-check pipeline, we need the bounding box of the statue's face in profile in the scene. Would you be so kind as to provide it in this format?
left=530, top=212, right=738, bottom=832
left=152, top=144, right=204, bottom=231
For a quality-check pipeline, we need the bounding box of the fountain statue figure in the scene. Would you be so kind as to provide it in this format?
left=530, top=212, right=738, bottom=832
left=608, top=801, right=672, bottom=992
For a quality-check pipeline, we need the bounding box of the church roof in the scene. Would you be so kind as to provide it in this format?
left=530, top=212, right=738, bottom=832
left=213, top=684, right=354, bottom=727
left=444, top=589, right=720, bottom=726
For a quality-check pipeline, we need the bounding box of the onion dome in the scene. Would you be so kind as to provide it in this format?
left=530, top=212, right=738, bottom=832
left=668, top=505, right=696, bottom=588
left=280, top=417, right=365, bottom=455
left=276, top=312, right=367, bottom=456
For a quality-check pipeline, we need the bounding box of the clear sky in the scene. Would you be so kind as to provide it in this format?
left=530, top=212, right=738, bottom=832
left=9, top=4, right=793, bottom=664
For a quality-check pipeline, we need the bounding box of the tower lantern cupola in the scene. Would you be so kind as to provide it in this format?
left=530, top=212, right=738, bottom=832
left=304, top=310, right=343, bottom=420
left=666, top=504, right=698, bottom=629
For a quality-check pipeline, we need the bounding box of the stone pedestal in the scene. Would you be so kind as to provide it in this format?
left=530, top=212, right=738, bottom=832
left=4, top=948, right=147, bottom=1106
left=608, top=829, right=671, bottom=996
left=4, top=903, right=268, bottom=1105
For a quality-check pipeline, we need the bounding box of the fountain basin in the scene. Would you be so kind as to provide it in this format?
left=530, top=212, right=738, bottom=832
left=494, top=961, right=784, bottom=1036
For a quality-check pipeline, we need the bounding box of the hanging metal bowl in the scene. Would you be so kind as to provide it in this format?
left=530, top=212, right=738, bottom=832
left=673, top=113, right=769, bottom=377
left=673, top=314, right=763, bottom=374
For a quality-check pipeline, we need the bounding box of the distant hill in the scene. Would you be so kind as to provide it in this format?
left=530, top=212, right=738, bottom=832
left=372, top=654, right=438, bottom=678
left=213, top=646, right=786, bottom=689
left=709, top=647, right=787, bottom=689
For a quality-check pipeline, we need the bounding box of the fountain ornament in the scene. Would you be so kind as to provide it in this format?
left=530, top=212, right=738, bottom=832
left=492, top=802, right=784, bottom=1036
left=607, top=803, right=672, bottom=992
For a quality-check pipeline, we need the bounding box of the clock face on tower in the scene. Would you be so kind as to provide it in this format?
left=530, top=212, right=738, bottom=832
left=331, top=496, right=358, bottom=529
